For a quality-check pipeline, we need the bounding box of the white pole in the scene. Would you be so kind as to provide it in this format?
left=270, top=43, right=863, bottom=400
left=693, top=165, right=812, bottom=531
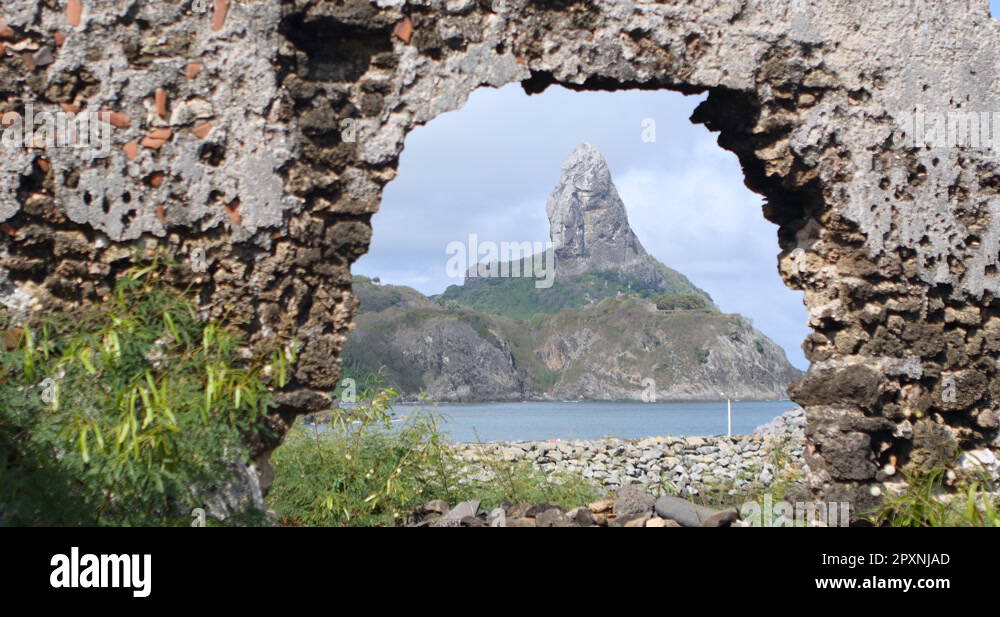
left=727, top=398, right=732, bottom=437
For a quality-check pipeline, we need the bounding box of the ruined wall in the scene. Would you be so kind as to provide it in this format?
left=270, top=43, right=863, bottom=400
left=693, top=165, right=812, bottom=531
left=1, top=0, right=998, bottom=514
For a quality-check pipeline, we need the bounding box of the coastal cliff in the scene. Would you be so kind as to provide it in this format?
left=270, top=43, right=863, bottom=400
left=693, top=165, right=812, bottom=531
left=344, top=145, right=801, bottom=401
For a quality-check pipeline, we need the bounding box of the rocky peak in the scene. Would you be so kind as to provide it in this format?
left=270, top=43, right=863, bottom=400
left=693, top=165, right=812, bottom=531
left=546, top=144, right=663, bottom=286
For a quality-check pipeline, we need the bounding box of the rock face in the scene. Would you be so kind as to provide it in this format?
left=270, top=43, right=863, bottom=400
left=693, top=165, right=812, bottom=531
left=348, top=143, right=800, bottom=402
left=546, top=143, right=663, bottom=286
left=346, top=279, right=801, bottom=401
left=343, top=306, right=527, bottom=402
left=1, top=0, right=999, bottom=516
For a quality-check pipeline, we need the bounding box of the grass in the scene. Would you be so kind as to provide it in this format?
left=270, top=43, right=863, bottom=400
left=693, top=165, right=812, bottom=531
left=867, top=466, right=999, bottom=527
left=266, top=387, right=603, bottom=526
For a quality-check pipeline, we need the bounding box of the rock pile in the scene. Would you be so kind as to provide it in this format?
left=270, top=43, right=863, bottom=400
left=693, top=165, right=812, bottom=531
left=753, top=407, right=806, bottom=436
left=407, top=488, right=741, bottom=528
left=452, top=432, right=804, bottom=496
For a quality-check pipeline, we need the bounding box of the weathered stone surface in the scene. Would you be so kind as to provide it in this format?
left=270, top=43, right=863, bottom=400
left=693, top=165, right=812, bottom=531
left=434, top=499, right=480, bottom=526
left=1, top=0, right=998, bottom=517
left=566, top=506, right=596, bottom=527
left=543, top=143, right=664, bottom=286
left=611, top=486, right=655, bottom=526
left=534, top=507, right=574, bottom=527
left=655, top=495, right=735, bottom=528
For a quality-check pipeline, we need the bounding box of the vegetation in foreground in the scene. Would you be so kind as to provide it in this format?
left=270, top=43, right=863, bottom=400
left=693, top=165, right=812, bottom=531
left=0, top=256, right=280, bottom=526
left=868, top=467, right=999, bottom=527
left=0, top=261, right=994, bottom=527
left=266, top=385, right=603, bottom=527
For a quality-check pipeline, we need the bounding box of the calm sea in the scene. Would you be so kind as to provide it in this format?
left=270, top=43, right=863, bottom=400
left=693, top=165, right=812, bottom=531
left=392, top=400, right=797, bottom=443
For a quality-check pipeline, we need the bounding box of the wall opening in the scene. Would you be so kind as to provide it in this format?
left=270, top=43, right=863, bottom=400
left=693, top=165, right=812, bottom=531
left=343, top=83, right=809, bottom=448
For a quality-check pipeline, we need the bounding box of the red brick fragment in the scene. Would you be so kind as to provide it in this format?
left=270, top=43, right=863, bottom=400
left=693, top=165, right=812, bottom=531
left=212, top=0, right=229, bottom=32
left=393, top=17, right=413, bottom=43
left=140, top=136, right=167, bottom=150
left=155, top=88, right=168, bottom=119
left=123, top=141, right=139, bottom=160
left=192, top=122, right=213, bottom=139
left=98, top=110, right=132, bottom=128
left=185, top=62, right=202, bottom=80
left=67, top=0, right=83, bottom=28
left=223, top=200, right=241, bottom=225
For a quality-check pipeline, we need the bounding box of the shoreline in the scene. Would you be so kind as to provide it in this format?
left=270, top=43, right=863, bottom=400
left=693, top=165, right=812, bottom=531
left=449, top=408, right=807, bottom=495
left=452, top=431, right=806, bottom=496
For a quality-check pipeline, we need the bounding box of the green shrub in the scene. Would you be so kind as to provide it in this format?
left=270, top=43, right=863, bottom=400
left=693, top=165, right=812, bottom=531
left=267, top=390, right=602, bottom=526
left=653, top=293, right=711, bottom=312
left=695, top=346, right=710, bottom=364
left=434, top=266, right=706, bottom=321
left=0, top=257, right=281, bottom=526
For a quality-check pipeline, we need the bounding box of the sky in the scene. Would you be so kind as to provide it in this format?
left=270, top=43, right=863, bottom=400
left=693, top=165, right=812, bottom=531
left=354, top=83, right=813, bottom=369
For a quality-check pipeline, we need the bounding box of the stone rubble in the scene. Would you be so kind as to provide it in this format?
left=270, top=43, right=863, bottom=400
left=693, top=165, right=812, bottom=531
left=408, top=487, right=740, bottom=528
left=451, top=430, right=805, bottom=497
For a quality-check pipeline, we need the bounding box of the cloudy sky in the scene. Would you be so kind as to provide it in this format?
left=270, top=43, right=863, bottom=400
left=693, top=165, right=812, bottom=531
left=354, top=83, right=815, bottom=369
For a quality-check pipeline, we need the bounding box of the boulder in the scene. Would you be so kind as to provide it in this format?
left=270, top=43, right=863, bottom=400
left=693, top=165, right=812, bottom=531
left=611, top=487, right=655, bottom=526
left=654, top=495, right=740, bottom=527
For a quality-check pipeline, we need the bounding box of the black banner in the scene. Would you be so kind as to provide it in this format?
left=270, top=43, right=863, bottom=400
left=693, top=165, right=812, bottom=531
left=0, top=528, right=987, bottom=606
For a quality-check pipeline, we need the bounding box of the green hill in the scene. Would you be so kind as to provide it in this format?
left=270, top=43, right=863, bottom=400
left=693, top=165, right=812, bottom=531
left=433, top=256, right=715, bottom=321
left=343, top=275, right=801, bottom=402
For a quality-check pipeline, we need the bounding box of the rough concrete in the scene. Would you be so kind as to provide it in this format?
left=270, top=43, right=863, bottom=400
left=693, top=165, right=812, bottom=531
left=1, top=0, right=999, bottom=516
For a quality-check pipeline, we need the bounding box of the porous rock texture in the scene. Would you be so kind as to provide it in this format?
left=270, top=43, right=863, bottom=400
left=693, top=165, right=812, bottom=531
left=2, top=0, right=999, bottom=516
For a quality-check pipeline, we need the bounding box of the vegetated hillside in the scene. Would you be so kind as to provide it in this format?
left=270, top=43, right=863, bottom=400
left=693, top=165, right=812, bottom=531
left=352, top=275, right=439, bottom=314
left=342, top=143, right=802, bottom=402
left=342, top=277, right=801, bottom=402
left=500, top=295, right=801, bottom=401
left=342, top=299, right=525, bottom=402
left=435, top=258, right=715, bottom=321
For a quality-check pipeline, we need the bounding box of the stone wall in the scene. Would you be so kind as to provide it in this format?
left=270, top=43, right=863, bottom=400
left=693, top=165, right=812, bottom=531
left=1, top=0, right=999, bottom=514
left=453, top=432, right=805, bottom=496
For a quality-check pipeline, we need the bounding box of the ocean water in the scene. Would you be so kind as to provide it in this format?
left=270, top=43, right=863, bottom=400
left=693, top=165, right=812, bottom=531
left=392, top=400, right=797, bottom=443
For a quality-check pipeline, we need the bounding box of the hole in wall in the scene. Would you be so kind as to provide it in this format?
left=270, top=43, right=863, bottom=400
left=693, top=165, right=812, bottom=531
left=346, top=83, right=810, bottom=442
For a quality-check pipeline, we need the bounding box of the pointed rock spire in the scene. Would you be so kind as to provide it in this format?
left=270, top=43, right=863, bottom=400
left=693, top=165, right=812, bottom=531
left=546, top=143, right=662, bottom=285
